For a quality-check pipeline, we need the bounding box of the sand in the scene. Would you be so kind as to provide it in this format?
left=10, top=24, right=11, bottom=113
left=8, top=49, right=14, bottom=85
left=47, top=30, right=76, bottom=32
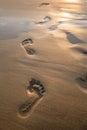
left=0, top=0, right=87, bottom=130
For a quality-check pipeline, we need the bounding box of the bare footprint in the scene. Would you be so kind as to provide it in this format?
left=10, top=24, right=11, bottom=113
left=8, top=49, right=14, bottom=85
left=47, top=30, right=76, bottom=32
left=76, top=73, right=87, bottom=94
left=18, top=78, right=46, bottom=117
left=22, top=38, right=33, bottom=46
left=35, top=16, right=52, bottom=25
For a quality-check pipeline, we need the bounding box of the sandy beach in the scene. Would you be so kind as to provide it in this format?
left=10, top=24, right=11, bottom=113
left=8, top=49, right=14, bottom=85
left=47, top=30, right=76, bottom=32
left=0, top=0, right=87, bottom=130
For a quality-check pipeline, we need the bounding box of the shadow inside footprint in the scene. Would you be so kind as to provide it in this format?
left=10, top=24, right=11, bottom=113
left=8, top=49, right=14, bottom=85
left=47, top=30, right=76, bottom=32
left=76, top=73, right=87, bottom=93
left=40, top=3, right=50, bottom=7
left=27, top=78, right=46, bottom=97
left=19, top=98, right=39, bottom=116
left=24, top=47, right=36, bottom=55
left=71, top=47, right=87, bottom=55
left=62, top=30, right=85, bottom=44
left=22, top=38, right=33, bottom=46
left=44, top=16, right=51, bottom=22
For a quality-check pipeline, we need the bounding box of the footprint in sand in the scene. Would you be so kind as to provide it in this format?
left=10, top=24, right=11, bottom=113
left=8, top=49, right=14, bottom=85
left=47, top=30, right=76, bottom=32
left=18, top=78, right=46, bottom=117
left=62, top=30, right=85, bottom=44
left=21, top=38, right=35, bottom=55
left=35, top=16, right=52, bottom=25
left=76, top=73, right=87, bottom=94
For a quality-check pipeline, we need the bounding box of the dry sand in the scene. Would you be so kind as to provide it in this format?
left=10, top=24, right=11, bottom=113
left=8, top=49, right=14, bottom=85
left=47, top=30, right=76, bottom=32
left=0, top=0, right=87, bottom=130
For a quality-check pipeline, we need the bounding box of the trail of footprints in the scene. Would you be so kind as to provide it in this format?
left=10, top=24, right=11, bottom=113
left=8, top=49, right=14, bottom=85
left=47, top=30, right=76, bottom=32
left=20, top=33, right=46, bottom=117
left=19, top=5, right=87, bottom=117
left=21, top=16, right=59, bottom=56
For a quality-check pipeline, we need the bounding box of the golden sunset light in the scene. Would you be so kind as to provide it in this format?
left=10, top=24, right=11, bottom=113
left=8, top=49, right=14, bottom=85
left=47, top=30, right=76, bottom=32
left=0, top=0, right=87, bottom=130
left=64, top=0, right=79, bottom=3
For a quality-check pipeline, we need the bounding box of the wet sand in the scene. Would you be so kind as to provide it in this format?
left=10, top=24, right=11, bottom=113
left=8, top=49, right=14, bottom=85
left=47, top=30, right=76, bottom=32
left=0, top=0, right=87, bottom=130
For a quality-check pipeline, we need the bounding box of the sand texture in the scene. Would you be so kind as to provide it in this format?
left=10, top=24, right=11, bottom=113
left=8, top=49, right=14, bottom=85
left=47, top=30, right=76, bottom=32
left=0, top=0, right=87, bottom=130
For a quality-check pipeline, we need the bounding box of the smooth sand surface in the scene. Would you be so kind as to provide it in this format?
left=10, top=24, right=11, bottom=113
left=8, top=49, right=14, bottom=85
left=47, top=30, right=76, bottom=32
left=0, top=0, right=87, bottom=130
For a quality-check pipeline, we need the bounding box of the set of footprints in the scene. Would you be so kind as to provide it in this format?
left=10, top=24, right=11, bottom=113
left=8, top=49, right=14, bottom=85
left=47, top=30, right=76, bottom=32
left=21, top=15, right=86, bottom=57
left=20, top=36, right=46, bottom=118
left=19, top=5, right=87, bottom=118
left=35, top=15, right=60, bottom=31
left=19, top=78, right=46, bottom=117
